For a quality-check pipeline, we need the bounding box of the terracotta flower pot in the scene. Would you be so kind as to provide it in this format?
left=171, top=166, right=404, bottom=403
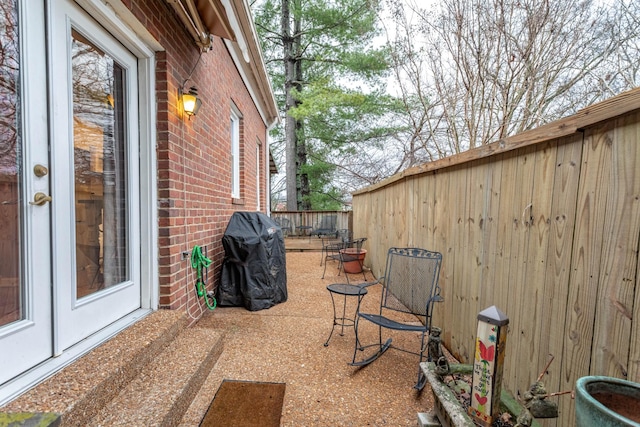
left=340, top=248, right=366, bottom=273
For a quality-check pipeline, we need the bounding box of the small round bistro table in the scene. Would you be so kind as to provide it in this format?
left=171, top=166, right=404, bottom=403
left=324, top=283, right=368, bottom=347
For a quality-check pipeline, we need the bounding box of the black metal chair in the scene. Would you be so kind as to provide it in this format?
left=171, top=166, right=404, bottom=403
left=310, top=214, right=337, bottom=237
left=322, top=237, right=367, bottom=284
left=320, top=229, right=351, bottom=266
left=350, top=247, right=443, bottom=390
left=273, top=217, right=292, bottom=236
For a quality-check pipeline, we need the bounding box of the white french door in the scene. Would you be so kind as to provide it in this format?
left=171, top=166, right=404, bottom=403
left=0, top=0, right=53, bottom=386
left=0, top=0, right=144, bottom=390
left=49, top=0, right=141, bottom=352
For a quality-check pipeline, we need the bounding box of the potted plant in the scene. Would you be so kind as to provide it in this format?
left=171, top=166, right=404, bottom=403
left=339, top=248, right=367, bottom=273
left=575, top=376, right=640, bottom=426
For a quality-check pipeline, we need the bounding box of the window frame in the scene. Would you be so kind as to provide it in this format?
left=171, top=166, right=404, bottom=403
left=230, top=104, right=241, bottom=199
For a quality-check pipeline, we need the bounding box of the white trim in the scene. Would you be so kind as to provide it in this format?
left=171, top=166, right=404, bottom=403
left=266, top=120, right=277, bottom=215
left=225, top=39, right=271, bottom=126
left=256, top=142, right=261, bottom=211
left=139, top=56, right=159, bottom=310
left=74, top=0, right=163, bottom=54
left=50, top=0, right=144, bottom=352
left=0, top=0, right=53, bottom=388
left=73, top=0, right=159, bottom=311
left=231, top=105, right=241, bottom=199
left=0, top=0, right=158, bottom=402
left=220, top=0, right=249, bottom=62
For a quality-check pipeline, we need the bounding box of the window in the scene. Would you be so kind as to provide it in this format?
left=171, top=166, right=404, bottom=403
left=256, top=142, right=261, bottom=211
left=230, top=106, right=241, bottom=199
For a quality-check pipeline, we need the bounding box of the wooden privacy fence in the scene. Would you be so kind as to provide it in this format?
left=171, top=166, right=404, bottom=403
left=352, top=88, right=640, bottom=426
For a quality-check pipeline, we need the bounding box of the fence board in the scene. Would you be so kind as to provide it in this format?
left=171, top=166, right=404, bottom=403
left=465, top=158, right=488, bottom=349
left=394, top=179, right=408, bottom=245
left=364, top=191, right=384, bottom=275
left=514, top=141, right=556, bottom=394
left=559, top=122, right=612, bottom=427
left=407, top=177, right=418, bottom=248
left=592, top=112, right=640, bottom=378
left=537, top=135, right=583, bottom=425
left=421, top=172, right=437, bottom=248
left=632, top=236, right=640, bottom=383
left=492, top=152, right=518, bottom=312
left=504, top=145, right=537, bottom=390
left=492, top=151, right=519, bottom=390
left=433, top=171, right=452, bottom=334
left=479, top=155, right=503, bottom=311
left=449, top=165, right=470, bottom=360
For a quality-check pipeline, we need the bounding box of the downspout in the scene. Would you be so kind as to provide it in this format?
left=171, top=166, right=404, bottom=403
left=267, top=119, right=278, bottom=216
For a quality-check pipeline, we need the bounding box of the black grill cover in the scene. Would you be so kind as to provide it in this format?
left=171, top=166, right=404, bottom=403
left=217, top=212, right=287, bottom=311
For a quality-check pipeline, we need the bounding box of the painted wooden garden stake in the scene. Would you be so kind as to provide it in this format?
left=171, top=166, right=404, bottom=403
left=468, top=306, right=509, bottom=426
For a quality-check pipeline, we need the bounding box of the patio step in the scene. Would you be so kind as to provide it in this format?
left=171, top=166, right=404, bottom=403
left=90, top=327, right=223, bottom=426
left=1, top=310, right=224, bottom=427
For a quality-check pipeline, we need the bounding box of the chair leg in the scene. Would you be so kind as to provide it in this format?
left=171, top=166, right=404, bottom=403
left=413, top=331, right=428, bottom=390
left=414, top=368, right=427, bottom=391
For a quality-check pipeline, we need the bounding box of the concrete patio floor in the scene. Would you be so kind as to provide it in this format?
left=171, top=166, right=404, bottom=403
left=2, top=251, right=437, bottom=426
left=182, top=251, right=435, bottom=426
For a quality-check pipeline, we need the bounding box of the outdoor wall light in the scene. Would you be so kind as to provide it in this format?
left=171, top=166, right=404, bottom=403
left=181, top=86, right=202, bottom=118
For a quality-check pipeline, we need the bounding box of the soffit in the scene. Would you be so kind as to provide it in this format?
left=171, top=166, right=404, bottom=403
left=167, top=0, right=235, bottom=49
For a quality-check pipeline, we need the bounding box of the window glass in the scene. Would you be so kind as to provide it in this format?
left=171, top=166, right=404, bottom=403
left=230, top=107, right=240, bottom=198
left=0, top=0, right=22, bottom=326
left=72, top=29, right=129, bottom=298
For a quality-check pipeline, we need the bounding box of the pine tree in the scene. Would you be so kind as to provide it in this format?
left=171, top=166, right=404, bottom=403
left=253, top=0, right=401, bottom=210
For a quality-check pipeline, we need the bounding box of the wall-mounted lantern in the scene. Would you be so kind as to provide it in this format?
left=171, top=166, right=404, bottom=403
left=468, top=305, right=509, bottom=427
left=181, top=86, right=202, bottom=118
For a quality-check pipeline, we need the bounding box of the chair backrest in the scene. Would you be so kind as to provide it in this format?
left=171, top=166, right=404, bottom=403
left=380, top=247, right=442, bottom=318
left=337, top=229, right=352, bottom=242
left=317, top=215, right=337, bottom=231
left=348, top=237, right=367, bottom=250
left=274, top=217, right=291, bottom=229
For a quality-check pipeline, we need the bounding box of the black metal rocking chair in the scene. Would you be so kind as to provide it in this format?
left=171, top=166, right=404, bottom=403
left=350, top=247, right=443, bottom=390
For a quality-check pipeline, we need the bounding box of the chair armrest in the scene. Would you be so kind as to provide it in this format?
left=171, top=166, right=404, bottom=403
left=428, top=295, right=444, bottom=304
left=358, top=277, right=384, bottom=289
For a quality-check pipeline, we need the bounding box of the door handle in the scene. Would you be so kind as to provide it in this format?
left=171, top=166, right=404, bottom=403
left=29, top=192, right=52, bottom=206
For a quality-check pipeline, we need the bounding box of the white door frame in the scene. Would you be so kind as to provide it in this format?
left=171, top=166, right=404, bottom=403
left=0, top=0, right=53, bottom=387
left=0, top=0, right=159, bottom=405
left=70, top=0, right=159, bottom=311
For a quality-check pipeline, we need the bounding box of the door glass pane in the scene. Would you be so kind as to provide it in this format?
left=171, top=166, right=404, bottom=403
left=0, top=0, right=22, bottom=326
left=71, top=30, right=128, bottom=299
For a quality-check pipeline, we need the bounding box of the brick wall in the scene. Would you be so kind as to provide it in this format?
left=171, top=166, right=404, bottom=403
left=130, top=0, right=270, bottom=320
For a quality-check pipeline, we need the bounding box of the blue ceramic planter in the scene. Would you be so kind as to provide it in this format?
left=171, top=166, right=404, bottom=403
left=575, top=376, right=640, bottom=426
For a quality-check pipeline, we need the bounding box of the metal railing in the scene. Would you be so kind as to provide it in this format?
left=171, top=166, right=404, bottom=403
left=271, top=210, right=352, bottom=237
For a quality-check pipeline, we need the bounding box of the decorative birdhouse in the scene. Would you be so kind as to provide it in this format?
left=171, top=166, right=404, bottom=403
left=468, top=306, right=509, bottom=427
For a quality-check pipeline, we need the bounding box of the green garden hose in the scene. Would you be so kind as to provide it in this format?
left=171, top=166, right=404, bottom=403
left=191, top=245, right=216, bottom=310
